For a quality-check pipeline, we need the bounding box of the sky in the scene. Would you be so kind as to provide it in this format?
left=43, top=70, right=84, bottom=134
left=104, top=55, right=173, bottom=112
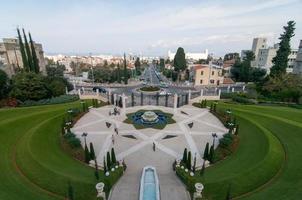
left=0, top=0, right=302, bottom=57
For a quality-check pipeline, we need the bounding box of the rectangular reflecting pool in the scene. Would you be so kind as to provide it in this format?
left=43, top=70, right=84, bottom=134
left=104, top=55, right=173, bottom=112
left=139, top=166, right=160, bottom=200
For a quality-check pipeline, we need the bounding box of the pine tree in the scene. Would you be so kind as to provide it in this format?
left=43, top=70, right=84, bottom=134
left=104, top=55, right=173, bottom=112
left=111, top=148, right=116, bottom=165
left=209, top=145, right=215, bottom=164
left=123, top=53, right=128, bottom=84
left=89, top=142, right=95, bottom=160
left=67, top=181, right=74, bottom=200
left=106, top=151, right=111, bottom=169
left=29, top=32, right=39, bottom=73
left=22, top=29, right=33, bottom=71
left=182, top=148, right=187, bottom=164
left=203, top=142, right=209, bottom=160
left=270, top=21, right=296, bottom=77
left=17, top=28, right=29, bottom=71
left=84, top=144, right=90, bottom=163
left=187, top=151, right=192, bottom=170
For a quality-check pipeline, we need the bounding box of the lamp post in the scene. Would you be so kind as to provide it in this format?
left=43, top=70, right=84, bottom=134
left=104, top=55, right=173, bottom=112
left=82, top=132, right=88, bottom=146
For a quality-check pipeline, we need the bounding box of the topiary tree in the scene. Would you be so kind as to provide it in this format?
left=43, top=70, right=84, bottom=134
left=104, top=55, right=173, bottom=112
left=89, top=142, right=95, bottom=160
left=203, top=142, right=209, bottom=161
left=187, top=151, right=191, bottom=170
left=209, top=145, right=215, bottom=164
left=94, top=159, right=99, bottom=180
left=235, top=124, right=239, bottom=135
left=67, top=181, right=74, bottom=200
left=111, top=148, right=116, bottom=165
left=84, top=144, right=90, bottom=163
left=200, top=160, right=205, bottom=176
left=106, top=151, right=111, bottom=169
left=182, top=148, right=187, bottom=164
left=103, top=157, right=107, bottom=174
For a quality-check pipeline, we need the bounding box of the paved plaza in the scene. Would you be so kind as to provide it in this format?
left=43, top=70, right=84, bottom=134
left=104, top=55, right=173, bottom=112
left=71, top=105, right=228, bottom=200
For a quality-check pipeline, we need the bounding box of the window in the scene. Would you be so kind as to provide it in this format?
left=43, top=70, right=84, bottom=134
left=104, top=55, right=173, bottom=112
left=212, top=71, right=215, bottom=76
left=200, top=71, right=204, bottom=75
left=210, top=79, right=214, bottom=84
left=200, top=79, right=203, bottom=84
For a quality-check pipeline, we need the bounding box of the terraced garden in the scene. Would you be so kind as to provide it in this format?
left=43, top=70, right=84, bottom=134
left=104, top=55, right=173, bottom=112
left=0, top=101, right=302, bottom=200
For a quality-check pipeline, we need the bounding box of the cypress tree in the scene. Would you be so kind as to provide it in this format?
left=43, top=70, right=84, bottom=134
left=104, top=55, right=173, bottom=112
left=187, top=151, right=191, bottom=170
left=182, top=148, right=187, bottom=164
left=84, top=144, right=90, bottom=163
left=111, top=148, right=116, bottom=165
left=22, top=29, right=33, bottom=71
left=94, top=159, right=99, bottom=180
left=29, top=32, right=39, bottom=73
left=235, top=124, right=239, bottom=135
left=106, top=151, right=111, bottom=169
left=173, top=47, right=186, bottom=72
left=200, top=160, right=205, bottom=176
left=123, top=53, right=128, bottom=84
left=225, top=184, right=232, bottom=200
left=117, top=63, right=121, bottom=83
left=203, top=142, right=209, bottom=160
left=67, top=181, right=74, bottom=200
left=209, top=145, right=215, bottom=164
left=89, top=142, right=95, bottom=160
left=103, top=157, right=107, bottom=174
left=271, top=21, right=296, bottom=77
left=17, top=28, right=29, bottom=71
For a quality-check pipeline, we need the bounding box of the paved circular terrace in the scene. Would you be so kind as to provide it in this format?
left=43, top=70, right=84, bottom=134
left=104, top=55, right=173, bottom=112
left=71, top=105, right=228, bottom=200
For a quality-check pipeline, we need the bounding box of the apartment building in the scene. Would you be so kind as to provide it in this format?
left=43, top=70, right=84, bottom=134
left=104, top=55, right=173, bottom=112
left=193, top=64, right=224, bottom=86
left=293, top=40, right=302, bottom=74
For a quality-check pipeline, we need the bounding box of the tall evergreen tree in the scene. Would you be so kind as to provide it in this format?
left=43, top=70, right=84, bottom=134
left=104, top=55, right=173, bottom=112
left=225, top=184, right=232, bottom=200
left=111, top=148, right=116, bottom=164
left=94, top=159, right=99, bottom=180
left=22, top=29, right=33, bottom=71
left=103, top=157, right=107, bottom=174
left=84, top=144, right=90, bottom=163
left=187, top=151, right=192, bottom=170
left=203, top=142, right=209, bottom=160
left=17, top=28, right=29, bottom=71
left=117, top=63, right=121, bottom=83
left=182, top=148, right=187, bottom=164
left=173, top=47, right=186, bottom=72
left=270, top=21, right=296, bottom=77
left=89, top=142, right=96, bottom=160
left=123, top=53, right=128, bottom=84
left=29, top=32, right=39, bottom=73
left=209, top=145, right=215, bottom=164
left=106, top=151, right=111, bottom=169
left=67, top=181, right=74, bottom=200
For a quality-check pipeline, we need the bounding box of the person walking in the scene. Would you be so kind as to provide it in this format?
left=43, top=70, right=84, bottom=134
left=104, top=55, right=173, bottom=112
left=153, top=142, right=156, bottom=151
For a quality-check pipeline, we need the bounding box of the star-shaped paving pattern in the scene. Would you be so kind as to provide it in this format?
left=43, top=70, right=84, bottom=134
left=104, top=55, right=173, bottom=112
left=72, top=105, right=228, bottom=168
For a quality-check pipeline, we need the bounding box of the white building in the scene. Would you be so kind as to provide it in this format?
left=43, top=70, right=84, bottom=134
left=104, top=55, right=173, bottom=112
left=293, top=40, right=302, bottom=74
left=168, top=49, right=208, bottom=61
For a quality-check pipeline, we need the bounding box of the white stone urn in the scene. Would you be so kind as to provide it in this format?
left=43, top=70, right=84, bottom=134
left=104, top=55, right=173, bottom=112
left=105, top=171, right=110, bottom=176
left=115, top=165, right=119, bottom=169
left=195, top=183, right=204, bottom=196
left=185, top=169, right=188, bottom=172
left=111, top=168, right=115, bottom=172
left=181, top=166, right=184, bottom=169
left=95, top=182, right=105, bottom=198
left=190, top=172, right=194, bottom=176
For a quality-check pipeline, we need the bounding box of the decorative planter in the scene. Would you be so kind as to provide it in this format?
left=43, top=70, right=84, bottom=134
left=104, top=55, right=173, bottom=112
left=185, top=169, right=188, bottom=172
left=190, top=172, right=194, bottom=176
left=105, top=171, right=110, bottom=176
left=111, top=168, right=115, bottom=172
left=195, top=183, right=204, bottom=196
left=115, top=165, right=119, bottom=169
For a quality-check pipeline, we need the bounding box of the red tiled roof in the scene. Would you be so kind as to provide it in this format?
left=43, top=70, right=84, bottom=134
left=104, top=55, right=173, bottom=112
left=194, top=64, right=207, bottom=70
left=223, top=77, right=235, bottom=84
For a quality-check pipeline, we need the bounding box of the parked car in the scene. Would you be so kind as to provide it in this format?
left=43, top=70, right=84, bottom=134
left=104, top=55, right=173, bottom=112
left=92, top=87, right=106, bottom=93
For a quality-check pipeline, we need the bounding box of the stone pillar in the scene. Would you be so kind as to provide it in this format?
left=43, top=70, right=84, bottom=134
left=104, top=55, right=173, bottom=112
left=113, top=94, right=117, bottom=106
left=218, top=89, right=221, bottom=99
left=65, top=87, right=68, bottom=95
left=96, top=89, right=99, bottom=96
left=78, top=89, right=81, bottom=97
left=188, top=90, right=191, bottom=102
left=200, top=89, right=204, bottom=97
left=243, top=85, right=246, bottom=91
left=227, top=85, right=230, bottom=93
left=174, top=93, right=178, bottom=112
left=122, top=93, right=126, bottom=113
left=82, top=87, right=85, bottom=93
left=232, top=87, right=235, bottom=93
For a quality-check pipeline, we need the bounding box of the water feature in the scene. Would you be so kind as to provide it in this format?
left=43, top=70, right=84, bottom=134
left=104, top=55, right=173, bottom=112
left=139, top=166, right=160, bottom=200
left=131, top=110, right=167, bottom=126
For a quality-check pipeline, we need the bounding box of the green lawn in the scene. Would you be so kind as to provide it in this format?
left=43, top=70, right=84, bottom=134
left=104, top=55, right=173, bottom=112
left=0, top=102, right=121, bottom=200
left=191, top=102, right=302, bottom=200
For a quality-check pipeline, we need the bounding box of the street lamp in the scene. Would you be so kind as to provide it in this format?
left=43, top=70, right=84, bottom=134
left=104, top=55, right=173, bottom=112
left=82, top=132, right=88, bottom=146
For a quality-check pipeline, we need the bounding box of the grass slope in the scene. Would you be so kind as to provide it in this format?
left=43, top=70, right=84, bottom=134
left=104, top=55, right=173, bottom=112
left=0, top=102, right=111, bottom=200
